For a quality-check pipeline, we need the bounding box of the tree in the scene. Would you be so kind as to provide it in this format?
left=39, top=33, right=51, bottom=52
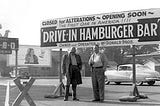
left=103, top=46, right=127, bottom=64
left=135, top=45, right=159, bottom=54
left=77, top=47, right=92, bottom=63
left=77, top=44, right=159, bottom=65
left=103, top=44, right=159, bottom=64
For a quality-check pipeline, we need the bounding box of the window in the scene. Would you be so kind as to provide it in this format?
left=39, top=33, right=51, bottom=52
left=119, top=66, right=132, bottom=71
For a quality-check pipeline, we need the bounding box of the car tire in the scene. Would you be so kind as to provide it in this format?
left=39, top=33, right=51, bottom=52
left=105, top=77, right=110, bottom=85
left=147, top=81, right=155, bottom=86
left=105, top=80, right=110, bottom=85
left=136, top=82, right=143, bottom=86
left=115, top=82, right=121, bottom=85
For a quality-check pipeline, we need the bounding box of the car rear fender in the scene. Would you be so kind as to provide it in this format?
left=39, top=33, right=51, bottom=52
left=130, top=72, right=156, bottom=81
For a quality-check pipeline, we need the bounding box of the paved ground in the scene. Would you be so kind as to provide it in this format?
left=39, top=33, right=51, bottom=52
left=1, top=77, right=160, bottom=106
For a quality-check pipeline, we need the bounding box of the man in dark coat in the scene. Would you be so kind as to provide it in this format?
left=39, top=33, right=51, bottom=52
left=62, top=47, right=82, bottom=101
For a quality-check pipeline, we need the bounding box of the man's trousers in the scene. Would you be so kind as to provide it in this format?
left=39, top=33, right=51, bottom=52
left=91, top=68, right=105, bottom=100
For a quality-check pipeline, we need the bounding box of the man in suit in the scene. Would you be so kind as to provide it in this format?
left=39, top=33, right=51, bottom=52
left=62, top=47, right=82, bottom=101
left=88, top=44, right=108, bottom=102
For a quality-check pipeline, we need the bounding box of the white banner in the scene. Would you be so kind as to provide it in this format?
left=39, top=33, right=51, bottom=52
left=41, top=8, right=160, bottom=48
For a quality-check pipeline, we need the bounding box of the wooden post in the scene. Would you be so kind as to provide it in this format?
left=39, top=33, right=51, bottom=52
left=59, top=48, right=62, bottom=96
left=119, top=45, right=148, bottom=101
left=12, top=77, right=36, bottom=106
left=132, top=45, right=136, bottom=85
left=15, top=49, right=18, bottom=77
left=131, top=45, right=139, bottom=96
left=5, top=82, right=10, bottom=106
left=44, top=48, right=65, bottom=98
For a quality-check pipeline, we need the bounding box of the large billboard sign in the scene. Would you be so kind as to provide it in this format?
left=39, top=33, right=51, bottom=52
left=7, top=45, right=51, bottom=67
left=41, top=8, right=160, bottom=48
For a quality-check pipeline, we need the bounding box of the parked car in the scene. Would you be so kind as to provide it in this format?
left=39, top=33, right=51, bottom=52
left=105, top=64, right=160, bottom=86
left=9, top=67, right=30, bottom=79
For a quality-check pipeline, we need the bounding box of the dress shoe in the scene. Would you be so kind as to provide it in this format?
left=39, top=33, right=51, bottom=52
left=73, top=98, right=79, bottom=101
left=64, top=98, right=68, bottom=101
left=92, top=99, right=100, bottom=102
left=99, top=99, right=104, bottom=102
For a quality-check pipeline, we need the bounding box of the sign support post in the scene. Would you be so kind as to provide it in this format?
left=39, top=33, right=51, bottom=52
left=119, top=45, right=148, bottom=102
left=15, top=49, right=18, bottom=77
left=44, top=48, right=65, bottom=98
left=59, top=48, right=63, bottom=96
left=131, top=45, right=140, bottom=96
left=130, top=45, right=147, bottom=98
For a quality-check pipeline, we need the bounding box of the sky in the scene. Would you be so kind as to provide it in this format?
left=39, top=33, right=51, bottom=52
left=0, top=0, right=160, bottom=46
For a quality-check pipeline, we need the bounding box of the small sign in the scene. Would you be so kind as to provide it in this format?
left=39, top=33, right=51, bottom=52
left=0, top=37, right=19, bottom=54
left=0, top=50, right=12, bottom=54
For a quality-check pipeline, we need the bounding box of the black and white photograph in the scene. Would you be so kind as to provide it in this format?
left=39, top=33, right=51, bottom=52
left=0, top=0, right=160, bottom=106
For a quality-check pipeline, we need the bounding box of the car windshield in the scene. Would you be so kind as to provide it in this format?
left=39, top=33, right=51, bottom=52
left=118, top=65, right=151, bottom=71
left=119, top=66, right=132, bottom=71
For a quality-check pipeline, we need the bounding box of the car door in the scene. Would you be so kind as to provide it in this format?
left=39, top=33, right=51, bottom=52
left=124, top=66, right=133, bottom=82
left=128, top=65, right=146, bottom=82
left=116, top=66, right=129, bottom=82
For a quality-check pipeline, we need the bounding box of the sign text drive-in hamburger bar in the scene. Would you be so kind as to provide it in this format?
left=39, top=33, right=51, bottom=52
left=41, top=9, right=160, bottom=48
